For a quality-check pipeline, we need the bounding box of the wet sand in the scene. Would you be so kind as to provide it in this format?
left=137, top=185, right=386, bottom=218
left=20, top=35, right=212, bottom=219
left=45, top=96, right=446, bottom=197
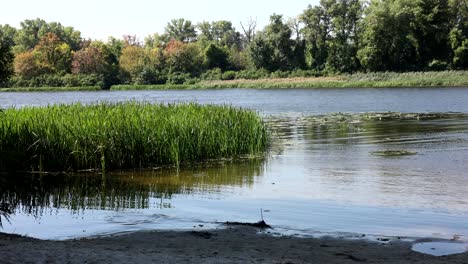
left=1, top=227, right=467, bottom=264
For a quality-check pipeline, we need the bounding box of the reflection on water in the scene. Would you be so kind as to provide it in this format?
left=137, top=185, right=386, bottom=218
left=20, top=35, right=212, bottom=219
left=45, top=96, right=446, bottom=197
left=0, top=160, right=264, bottom=216
left=1, top=112, right=468, bottom=240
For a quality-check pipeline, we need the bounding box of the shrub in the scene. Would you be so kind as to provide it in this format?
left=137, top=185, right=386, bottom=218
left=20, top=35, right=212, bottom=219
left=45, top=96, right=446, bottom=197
left=221, top=71, right=236, bottom=80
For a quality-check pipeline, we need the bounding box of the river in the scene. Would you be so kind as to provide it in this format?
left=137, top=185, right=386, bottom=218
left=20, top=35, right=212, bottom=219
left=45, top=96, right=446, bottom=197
left=1, top=88, right=467, bottom=241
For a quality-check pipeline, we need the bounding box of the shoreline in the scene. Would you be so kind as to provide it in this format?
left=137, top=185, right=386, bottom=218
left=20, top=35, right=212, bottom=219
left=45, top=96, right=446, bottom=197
left=1, top=227, right=467, bottom=263
left=1, top=71, right=467, bottom=92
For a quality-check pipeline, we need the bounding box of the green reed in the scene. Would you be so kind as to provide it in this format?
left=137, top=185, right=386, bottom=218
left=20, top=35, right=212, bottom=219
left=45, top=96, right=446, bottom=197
left=0, top=102, right=269, bottom=172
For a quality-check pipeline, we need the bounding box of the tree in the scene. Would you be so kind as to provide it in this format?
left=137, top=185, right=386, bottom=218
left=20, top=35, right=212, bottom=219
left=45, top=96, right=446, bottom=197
left=204, top=44, right=230, bottom=70
left=164, top=18, right=197, bottom=43
left=14, top=51, right=41, bottom=79
left=123, top=35, right=140, bottom=47
left=0, top=25, right=16, bottom=81
left=13, top=18, right=81, bottom=53
left=72, top=46, right=108, bottom=75
left=301, top=2, right=333, bottom=71
left=119, top=45, right=148, bottom=82
left=326, top=0, right=363, bottom=73
left=198, top=20, right=242, bottom=49
left=358, top=0, right=419, bottom=71
left=240, top=17, right=257, bottom=46
left=248, top=14, right=296, bottom=71
left=449, top=0, right=468, bottom=68
left=358, top=0, right=452, bottom=71
left=144, top=33, right=165, bottom=49
left=34, top=32, right=72, bottom=74
left=164, top=39, right=204, bottom=76
left=413, top=0, right=451, bottom=68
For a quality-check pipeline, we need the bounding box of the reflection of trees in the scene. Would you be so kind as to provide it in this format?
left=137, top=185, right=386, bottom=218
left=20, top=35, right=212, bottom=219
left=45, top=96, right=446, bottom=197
left=0, top=175, right=13, bottom=227
left=0, top=159, right=264, bottom=218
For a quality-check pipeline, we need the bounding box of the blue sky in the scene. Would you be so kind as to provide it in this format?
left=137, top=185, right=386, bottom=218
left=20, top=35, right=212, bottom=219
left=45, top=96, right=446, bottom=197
left=1, top=0, right=319, bottom=40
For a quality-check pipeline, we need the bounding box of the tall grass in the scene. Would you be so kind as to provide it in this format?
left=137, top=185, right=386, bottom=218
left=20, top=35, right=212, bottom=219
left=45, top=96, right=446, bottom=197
left=0, top=102, right=269, bottom=172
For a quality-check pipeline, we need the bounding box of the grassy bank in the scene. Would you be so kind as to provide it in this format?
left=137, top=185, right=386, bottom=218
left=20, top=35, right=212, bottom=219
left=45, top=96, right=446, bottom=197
left=111, top=71, right=468, bottom=90
left=0, top=102, right=269, bottom=172
left=0, top=86, right=100, bottom=92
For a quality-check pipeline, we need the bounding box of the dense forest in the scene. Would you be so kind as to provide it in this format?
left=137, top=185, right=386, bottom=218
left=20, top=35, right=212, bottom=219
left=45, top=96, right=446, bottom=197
left=0, top=0, right=467, bottom=89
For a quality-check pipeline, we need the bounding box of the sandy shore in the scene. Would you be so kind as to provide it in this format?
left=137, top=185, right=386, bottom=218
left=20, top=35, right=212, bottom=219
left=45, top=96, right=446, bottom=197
left=1, top=227, right=467, bottom=264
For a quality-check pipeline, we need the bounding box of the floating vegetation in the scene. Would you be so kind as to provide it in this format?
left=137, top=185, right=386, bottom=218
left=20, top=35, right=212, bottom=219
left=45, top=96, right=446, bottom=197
left=371, top=150, right=418, bottom=157
left=0, top=102, right=269, bottom=172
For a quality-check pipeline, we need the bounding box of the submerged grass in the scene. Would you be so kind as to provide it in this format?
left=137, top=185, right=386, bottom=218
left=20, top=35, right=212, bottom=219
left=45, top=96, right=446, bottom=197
left=0, top=102, right=269, bottom=172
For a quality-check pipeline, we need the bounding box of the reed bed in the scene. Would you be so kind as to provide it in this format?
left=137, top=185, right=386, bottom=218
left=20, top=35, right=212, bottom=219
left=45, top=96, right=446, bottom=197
left=0, top=102, right=269, bottom=172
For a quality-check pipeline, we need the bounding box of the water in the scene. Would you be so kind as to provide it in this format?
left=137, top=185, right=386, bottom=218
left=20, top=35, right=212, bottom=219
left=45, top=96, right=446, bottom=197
left=412, top=242, right=468, bottom=256
left=1, top=88, right=468, bottom=244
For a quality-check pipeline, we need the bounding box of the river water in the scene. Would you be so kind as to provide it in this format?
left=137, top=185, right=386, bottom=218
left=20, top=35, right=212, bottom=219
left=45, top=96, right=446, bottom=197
left=1, top=88, right=468, bottom=241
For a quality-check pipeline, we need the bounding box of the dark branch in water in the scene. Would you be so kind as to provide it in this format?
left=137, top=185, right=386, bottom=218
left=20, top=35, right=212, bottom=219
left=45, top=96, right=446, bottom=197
left=224, top=220, right=272, bottom=229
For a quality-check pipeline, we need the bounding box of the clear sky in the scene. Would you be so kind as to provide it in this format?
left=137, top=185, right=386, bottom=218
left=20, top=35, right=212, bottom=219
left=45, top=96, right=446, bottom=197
left=0, top=0, right=319, bottom=40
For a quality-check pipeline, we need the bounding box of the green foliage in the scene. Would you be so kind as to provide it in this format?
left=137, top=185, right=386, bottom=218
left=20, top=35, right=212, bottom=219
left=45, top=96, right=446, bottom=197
left=448, top=0, right=468, bottom=68
left=167, top=72, right=192, bottom=84
left=13, top=18, right=81, bottom=53
left=34, top=32, right=73, bottom=74
left=249, top=14, right=297, bottom=72
left=0, top=102, right=269, bottom=171
left=2, top=4, right=468, bottom=90
left=0, top=26, right=15, bottom=82
left=221, top=71, right=237, bottom=80
left=359, top=0, right=453, bottom=71
left=5, top=73, right=103, bottom=88
left=204, top=44, right=230, bottom=70
left=201, top=68, right=223, bottom=80
left=164, top=18, right=197, bottom=43
left=197, top=20, right=241, bottom=49
left=165, top=40, right=204, bottom=77
left=301, top=0, right=362, bottom=73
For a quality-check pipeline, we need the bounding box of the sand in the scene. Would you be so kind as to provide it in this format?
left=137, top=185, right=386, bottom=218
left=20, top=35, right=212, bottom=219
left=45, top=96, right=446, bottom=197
left=1, top=227, right=467, bottom=264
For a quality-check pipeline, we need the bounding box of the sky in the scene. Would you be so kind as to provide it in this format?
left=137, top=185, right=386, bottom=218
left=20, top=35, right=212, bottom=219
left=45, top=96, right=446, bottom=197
left=0, top=0, right=319, bottom=40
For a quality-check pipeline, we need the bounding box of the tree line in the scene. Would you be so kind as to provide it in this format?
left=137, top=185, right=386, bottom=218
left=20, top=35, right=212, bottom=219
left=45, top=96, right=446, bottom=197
left=0, top=0, right=467, bottom=89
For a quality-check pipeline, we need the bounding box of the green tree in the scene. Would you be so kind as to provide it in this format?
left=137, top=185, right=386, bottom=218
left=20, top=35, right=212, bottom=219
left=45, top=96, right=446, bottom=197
left=248, top=14, right=296, bottom=71
left=164, top=18, right=197, bottom=43
left=13, top=18, right=81, bottom=53
left=204, top=43, right=230, bottom=70
left=358, top=0, right=420, bottom=71
left=414, top=0, right=451, bottom=68
left=119, top=45, right=148, bottom=82
left=198, top=21, right=241, bottom=48
left=301, top=3, right=332, bottom=71
left=359, top=0, right=453, bottom=71
left=449, top=0, right=468, bottom=68
left=326, top=0, right=363, bottom=73
left=0, top=25, right=16, bottom=82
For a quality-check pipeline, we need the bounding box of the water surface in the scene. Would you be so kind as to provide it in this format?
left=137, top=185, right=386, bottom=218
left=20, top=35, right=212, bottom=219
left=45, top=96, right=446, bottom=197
left=1, top=88, right=468, bottom=241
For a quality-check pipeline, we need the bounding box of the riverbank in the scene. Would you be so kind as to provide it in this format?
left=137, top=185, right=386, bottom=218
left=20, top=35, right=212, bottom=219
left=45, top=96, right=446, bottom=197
left=1, top=227, right=466, bottom=264
left=112, top=71, right=468, bottom=90
left=1, top=71, right=467, bottom=92
left=0, top=86, right=100, bottom=92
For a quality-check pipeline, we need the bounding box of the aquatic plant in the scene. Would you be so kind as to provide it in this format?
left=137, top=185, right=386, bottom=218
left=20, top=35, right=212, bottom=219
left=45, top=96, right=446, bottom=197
left=0, top=102, right=269, bottom=172
left=371, top=150, right=418, bottom=157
